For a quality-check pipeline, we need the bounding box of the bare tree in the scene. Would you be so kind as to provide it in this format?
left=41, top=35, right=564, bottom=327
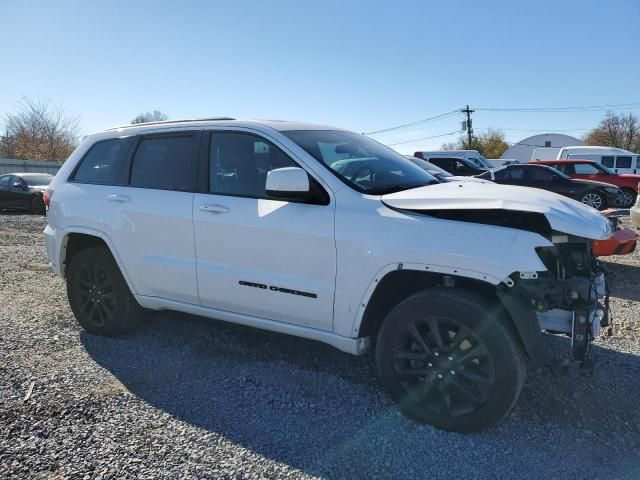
left=584, top=112, right=640, bottom=152
left=131, top=110, right=168, bottom=124
left=3, top=97, right=80, bottom=162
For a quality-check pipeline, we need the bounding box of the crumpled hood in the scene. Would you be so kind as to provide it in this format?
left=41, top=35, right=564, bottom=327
left=381, top=181, right=613, bottom=240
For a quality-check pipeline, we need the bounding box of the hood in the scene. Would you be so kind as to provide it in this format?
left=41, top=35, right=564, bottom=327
left=571, top=178, right=620, bottom=189
left=381, top=181, right=613, bottom=240
left=617, top=174, right=640, bottom=181
left=444, top=176, right=491, bottom=183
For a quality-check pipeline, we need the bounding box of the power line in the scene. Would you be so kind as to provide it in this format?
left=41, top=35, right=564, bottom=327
left=364, top=110, right=459, bottom=136
left=477, top=102, right=640, bottom=113
left=476, top=127, right=591, bottom=132
left=385, top=131, right=460, bottom=146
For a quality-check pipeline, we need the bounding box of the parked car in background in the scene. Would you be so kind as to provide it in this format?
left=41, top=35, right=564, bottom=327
left=424, top=157, right=488, bottom=177
left=556, top=146, right=640, bottom=174
left=531, top=159, right=640, bottom=208
left=413, top=150, right=492, bottom=169
left=477, top=164, right=623, bottom=210
left=0, top=172, right=53, bottom=214
left=405, top=156, right=490, bottom=183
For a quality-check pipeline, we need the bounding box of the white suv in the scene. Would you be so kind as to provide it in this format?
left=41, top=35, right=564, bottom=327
left=45, top=118, right=614, bottom=432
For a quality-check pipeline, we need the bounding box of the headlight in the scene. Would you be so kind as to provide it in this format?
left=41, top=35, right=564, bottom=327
left=605, top=187, right=620, bottom=194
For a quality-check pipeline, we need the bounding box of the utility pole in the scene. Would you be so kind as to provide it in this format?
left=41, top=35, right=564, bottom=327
left=461, top=105, right=474, bottom=149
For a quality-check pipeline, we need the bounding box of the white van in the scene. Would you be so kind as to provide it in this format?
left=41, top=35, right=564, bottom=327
left=413, top=150, right=492, bottom=169
left=531, top=147, right=561, bottom=161
left=556, top=146, right=640, bottom=174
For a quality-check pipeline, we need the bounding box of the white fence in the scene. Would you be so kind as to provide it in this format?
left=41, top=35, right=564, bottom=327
left=0, top=159, right=61, bottom=175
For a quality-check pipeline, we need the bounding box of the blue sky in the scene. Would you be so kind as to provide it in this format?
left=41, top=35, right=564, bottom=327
left=2, top=0, right=639, bottom=153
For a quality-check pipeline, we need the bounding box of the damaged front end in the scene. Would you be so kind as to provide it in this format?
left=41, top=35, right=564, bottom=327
left=499, top=235, right=609, bottom=372
left=380, top=181, right=619, bottom=372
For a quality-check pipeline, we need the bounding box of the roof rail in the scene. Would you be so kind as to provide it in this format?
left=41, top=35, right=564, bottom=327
left=106, top=117, right=236, bottom=131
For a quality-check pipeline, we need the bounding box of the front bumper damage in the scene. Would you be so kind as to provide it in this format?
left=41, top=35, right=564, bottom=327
left=498, top=247, right=610, bottom=375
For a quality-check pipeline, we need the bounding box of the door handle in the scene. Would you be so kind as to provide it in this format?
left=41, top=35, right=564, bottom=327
left=200, top=204, right=229, bottom=214
left=107, top=194, right=131, bottom=203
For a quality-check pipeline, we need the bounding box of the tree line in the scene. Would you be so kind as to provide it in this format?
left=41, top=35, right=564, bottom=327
left=0, top=98, right=169, bottom=162
left=1, top=96, right=639, bottom=162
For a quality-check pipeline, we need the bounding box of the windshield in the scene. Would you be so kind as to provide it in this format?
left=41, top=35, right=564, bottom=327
left=594, top=163, right=615, bottom=174
left=21, top=175, right=53, bottom=186
left=472, top=157, right=493, bottom=169
left=406, top=157, right=452, bottom=177
left=284, top=130, right=438, bottom=194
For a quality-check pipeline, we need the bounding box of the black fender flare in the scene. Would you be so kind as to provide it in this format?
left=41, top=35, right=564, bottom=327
left=496, top=286, right=553, bottom=371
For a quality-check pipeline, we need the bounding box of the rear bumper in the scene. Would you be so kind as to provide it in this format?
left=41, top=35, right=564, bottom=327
left=43, top=223, right=63, bottom=276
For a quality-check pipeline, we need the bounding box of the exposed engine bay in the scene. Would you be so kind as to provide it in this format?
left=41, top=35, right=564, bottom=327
left=513, top=235, right=609, bottom=368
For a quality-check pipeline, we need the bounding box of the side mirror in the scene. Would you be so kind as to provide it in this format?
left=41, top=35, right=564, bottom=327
left=12, top=182, right=25, bottom=190
left=550, top=175, right=560, bottom=182
left=266, top=167, right=310, bottom=200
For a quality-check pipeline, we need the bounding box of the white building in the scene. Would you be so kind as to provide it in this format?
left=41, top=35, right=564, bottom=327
left=500, top=133, right=584, bottom=163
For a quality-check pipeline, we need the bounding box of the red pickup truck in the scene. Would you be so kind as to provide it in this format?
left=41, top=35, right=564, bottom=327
left=531, top=159, right=639, bottom=208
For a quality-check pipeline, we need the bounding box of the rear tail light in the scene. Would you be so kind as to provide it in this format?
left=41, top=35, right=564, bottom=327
left=43, top=188, right=53, bottom=208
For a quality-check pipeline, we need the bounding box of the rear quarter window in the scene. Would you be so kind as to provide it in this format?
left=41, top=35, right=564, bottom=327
left=72, top=139, right=127, bottom=185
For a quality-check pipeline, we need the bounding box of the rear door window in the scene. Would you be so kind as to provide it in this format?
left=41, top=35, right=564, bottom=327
left=0, top=175, right=10, bottom=187
left=129, top=133, right=198, bottom=191
left=526, top=166, right=555, bottom=181
left=73, top=139, right=126, bottom=184
left=506, top=166, right=526, bottom=180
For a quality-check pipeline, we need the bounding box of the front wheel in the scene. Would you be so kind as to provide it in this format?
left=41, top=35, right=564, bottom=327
left=620, top=188, right=637, bottom=208
left=580, top=190, right=606, bottom=210
left=375, top=288, right=525, bottom=432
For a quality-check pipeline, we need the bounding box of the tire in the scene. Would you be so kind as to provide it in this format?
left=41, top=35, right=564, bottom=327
left=620, top=188, right=637, bottom=208
left=375, top=288, right=525, bottom=433
left=31, top=195, right=45, bottom=215
left=580, top=190, right=606, bottom=210
left=66, top=246, right=143, bottom=336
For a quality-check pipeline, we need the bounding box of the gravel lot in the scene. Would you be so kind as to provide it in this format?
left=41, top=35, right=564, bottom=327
left=1, top=213, right=639, bottom=479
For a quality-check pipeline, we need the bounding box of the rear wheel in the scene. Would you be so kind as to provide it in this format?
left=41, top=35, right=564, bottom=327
left=580, top=190, right=605, bottom=210
left=31, top=195, right=45, bottom=215
left=620, top=188, right=637, bottom=208
left=375, top=288, right=525, bottom=432
left=66, top=247, right=143, bottom=336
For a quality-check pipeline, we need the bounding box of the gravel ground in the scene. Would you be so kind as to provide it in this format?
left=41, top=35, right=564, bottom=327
left=1, top=212, right=639, bottom=479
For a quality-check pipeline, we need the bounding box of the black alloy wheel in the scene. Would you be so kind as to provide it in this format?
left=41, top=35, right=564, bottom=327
left=376, top=288, right=525, bottom=432
left=67, top=247, right=143, bottom=335
left=392, top=315, right=496, bottom=418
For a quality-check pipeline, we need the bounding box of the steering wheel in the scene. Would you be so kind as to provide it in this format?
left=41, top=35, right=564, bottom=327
left=349, top=166, right=376, bottom=185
